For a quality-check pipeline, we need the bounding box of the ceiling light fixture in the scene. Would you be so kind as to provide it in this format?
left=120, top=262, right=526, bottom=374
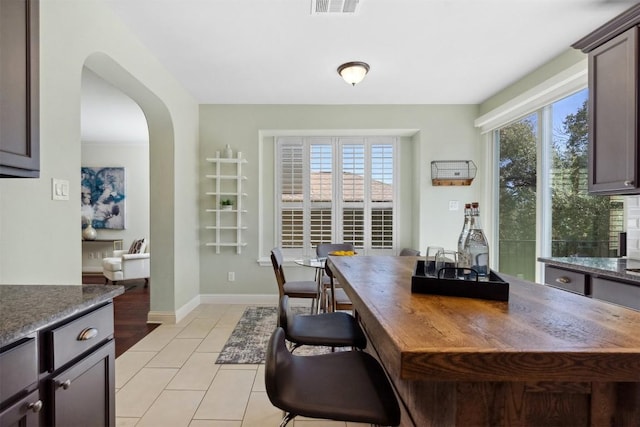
left=337, top=61, right=370, bottom=86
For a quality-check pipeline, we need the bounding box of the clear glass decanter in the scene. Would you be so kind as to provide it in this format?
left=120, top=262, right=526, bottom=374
left=462, top=202, right=490, bottom=280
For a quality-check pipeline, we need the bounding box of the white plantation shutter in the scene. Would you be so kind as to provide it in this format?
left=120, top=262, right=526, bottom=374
left=277, top=136, right=396, bottom=257
left=370, top=142, right=394, bottom=249
left=279, top=141, right=304, bottom=249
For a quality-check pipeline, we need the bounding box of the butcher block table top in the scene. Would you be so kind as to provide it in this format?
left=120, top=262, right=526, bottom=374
left=327, top=255, right=640, bottom=383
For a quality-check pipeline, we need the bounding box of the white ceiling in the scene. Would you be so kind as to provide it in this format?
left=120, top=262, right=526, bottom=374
left=100, top=0, right=636, bottom=105
left=81, top=68, right=149, bottom=143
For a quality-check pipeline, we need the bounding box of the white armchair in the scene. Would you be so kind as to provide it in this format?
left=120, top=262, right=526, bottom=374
left=102, top=249, right=150, bottom=286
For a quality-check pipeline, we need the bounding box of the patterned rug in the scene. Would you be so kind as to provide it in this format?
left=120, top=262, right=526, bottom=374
left=215, top=305, right=332, bottom=364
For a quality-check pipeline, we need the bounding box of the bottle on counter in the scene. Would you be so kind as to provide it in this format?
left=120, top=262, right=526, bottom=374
left=457, top=203, right=472, bottom=266
left=462, top=202, right=490, bottom=280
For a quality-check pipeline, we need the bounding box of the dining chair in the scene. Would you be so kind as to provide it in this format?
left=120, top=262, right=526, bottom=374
left=316, top=243, right=355, bottom=312
left=278, top=295, right=366, bottom=351
left=265, top=327, right=401, bottom=427
left=270, top=247, right=318, bottom=314
left=399, top=248, right=421, bottom=256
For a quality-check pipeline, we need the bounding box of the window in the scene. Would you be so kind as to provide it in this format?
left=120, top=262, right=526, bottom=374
left=495, top=89, right=624, bottom=281
left=277, top=136, right=397, bottom=257
left=497, top=113, right=538, bottom=281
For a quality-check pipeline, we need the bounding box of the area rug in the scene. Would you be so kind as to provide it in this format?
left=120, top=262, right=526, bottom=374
left=215, top=305, right=333, bottom=364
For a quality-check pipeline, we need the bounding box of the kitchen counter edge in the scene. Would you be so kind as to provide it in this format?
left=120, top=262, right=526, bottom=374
left=538, top=257, right=640, bottom=284
left=0, top=284, right=124, bottom=348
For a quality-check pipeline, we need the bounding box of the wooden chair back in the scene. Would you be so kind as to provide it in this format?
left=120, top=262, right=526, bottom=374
left=270, top=247, right=286, bottom=297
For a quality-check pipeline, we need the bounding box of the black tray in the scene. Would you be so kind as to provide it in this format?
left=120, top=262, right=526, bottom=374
left=411, top=260, right=509, bottom=301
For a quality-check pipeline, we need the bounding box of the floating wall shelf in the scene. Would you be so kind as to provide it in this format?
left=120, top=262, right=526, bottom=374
left=205, top=151, right=248, bottom=254
left=431, top=160, right=477, bottom=186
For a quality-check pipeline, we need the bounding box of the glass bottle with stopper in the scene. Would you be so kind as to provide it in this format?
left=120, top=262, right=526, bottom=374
left=458, top=203, right=471, bottom=268
left=461, top=202, right=490, bottom=280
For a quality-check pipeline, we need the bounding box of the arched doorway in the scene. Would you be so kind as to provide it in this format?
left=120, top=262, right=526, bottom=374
left=83, top=52, right=177, bottom=320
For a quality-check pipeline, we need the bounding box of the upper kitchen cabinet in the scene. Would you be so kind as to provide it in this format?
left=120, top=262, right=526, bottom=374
left=573, top=5, right=640, bottom=195
left=0, top=0, right=39, bottom=178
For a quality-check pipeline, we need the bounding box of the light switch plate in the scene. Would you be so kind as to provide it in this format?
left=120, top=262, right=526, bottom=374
left=448, top=200, right=459, bottom=211
left=52, top=178, right=70, bottom=201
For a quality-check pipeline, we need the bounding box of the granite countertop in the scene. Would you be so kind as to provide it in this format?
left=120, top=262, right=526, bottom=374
left=539, top=257, right=640, bottom=284
left=0, top=284, right=124, bottom=348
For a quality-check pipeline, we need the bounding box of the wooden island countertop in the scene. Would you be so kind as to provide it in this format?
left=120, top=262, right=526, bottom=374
left=327, top=255, right=640, bottom=427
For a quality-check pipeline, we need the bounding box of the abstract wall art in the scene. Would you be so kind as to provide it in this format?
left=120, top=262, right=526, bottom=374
left=81, top=166, right=126, bottom=230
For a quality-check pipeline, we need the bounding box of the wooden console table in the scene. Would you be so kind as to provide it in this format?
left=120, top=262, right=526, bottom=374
left=82, top=238, right=123, bottom=251
left=327, top=255, right=640, bottom=427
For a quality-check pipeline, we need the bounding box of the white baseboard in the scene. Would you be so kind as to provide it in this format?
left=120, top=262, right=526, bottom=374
left=200, top=294, right=279, bottom=305
left=146, top=294, right=281, bottom=324
left=146, top=311, right=175, bottom=324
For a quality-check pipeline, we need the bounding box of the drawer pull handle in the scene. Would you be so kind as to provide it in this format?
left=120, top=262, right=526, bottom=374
left=27, top=400, right=43, bottom=413
left=625, top=180, right=634, bottom=187
left=59, top=379, right=71, bottom=390
left=78, top=327, right=98, bottom=341
left=556, top=277, right=571, bottom=284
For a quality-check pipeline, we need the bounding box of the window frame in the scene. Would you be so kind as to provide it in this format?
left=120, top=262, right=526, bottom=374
left=275, top=135, right=398, bottom=258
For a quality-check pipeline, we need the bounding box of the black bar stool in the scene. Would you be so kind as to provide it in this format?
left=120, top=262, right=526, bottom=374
left=278, top=295, right=366, bottom=351
left=265, top=327, right=401, bottom=427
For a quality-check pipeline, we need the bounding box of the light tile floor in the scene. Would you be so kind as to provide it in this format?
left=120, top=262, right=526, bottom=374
left=115, top=304, right=368, bottom=427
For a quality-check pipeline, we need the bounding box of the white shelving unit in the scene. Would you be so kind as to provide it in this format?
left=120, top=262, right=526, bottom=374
left=204, top=151, right=248, bottom=254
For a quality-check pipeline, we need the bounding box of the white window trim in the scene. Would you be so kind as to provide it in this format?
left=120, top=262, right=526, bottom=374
left=475, top=59, right=587, bottom=134
left=257, top=129, right=416, bottom=266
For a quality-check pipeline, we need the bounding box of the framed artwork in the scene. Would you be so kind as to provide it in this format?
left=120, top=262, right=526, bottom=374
left=81, top=167, right=126, bottom=229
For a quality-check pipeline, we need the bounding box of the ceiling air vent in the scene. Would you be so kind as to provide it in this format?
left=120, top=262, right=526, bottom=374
left=312, top=0, right=360, bottom=14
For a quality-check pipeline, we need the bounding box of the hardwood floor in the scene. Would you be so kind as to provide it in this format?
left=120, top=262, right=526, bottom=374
left=82, top=275, right=159, bottom=357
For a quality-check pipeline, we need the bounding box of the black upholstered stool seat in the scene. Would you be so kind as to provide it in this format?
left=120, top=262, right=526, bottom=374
left=279, top=295, right=366, bottom=350
left=265, top=327, right=401, bottom=426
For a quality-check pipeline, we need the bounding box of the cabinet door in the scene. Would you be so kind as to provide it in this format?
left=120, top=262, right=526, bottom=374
left=48, top=340, right=115, bottom=427
left=592, top=277, right=640, bottom=310
left=588, top=26, right=639, bottom=194
left=0, top=0, right=39, bottom=178
left=0, top=389, right=41, bottom=427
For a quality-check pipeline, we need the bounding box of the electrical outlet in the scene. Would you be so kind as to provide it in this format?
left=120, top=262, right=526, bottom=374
left=448, top=200, right=460, bottom=211
left=228, top=272, right=235, bottom=282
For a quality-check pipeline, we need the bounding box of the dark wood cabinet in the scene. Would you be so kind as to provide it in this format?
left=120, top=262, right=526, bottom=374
left=592, top=277, right=640, bottom=311
left=544, top=265, right=588, bottom=295
left=587, top=27, right=639, bottom=194
left=0, top=303, right=116, bottom=427
left=0, top=336, right=41, bottom=427
left=47, top=340, right=115, bottom=427
left=542, top=262, right=640, bottom=312
left=573, top=5, right=640, bottom=195
left=40, top=303, right=116, bottom=427
left=0, top=390, right=42, bottom=427
left=0, top=0, right=39, bottom=178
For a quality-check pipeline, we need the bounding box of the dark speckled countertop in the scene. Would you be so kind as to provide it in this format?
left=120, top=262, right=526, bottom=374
left=539, top=257, right=640, bottom=284
left=0, top=284, right=124, bottom=348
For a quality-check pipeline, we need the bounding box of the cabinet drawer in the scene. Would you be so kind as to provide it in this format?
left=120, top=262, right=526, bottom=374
left=544, top=266, right=588, bottom=295
left=592, top=277, right=640, bottom=311
left=0, top=337, right=37, bottom=404
left=48, top=303, right=114, bottom=371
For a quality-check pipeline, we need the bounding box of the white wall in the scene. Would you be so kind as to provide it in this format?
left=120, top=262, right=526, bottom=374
left=198, top=104, right=481, bottom=295
left=0, top=0, right=199, bottom=317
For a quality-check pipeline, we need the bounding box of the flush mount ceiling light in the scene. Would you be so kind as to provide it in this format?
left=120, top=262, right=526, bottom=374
left=337, top=61, right=370, bottom=86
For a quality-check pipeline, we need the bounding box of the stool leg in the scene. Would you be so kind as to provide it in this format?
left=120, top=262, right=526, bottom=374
left=279, top=412, right=296, bottom=427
